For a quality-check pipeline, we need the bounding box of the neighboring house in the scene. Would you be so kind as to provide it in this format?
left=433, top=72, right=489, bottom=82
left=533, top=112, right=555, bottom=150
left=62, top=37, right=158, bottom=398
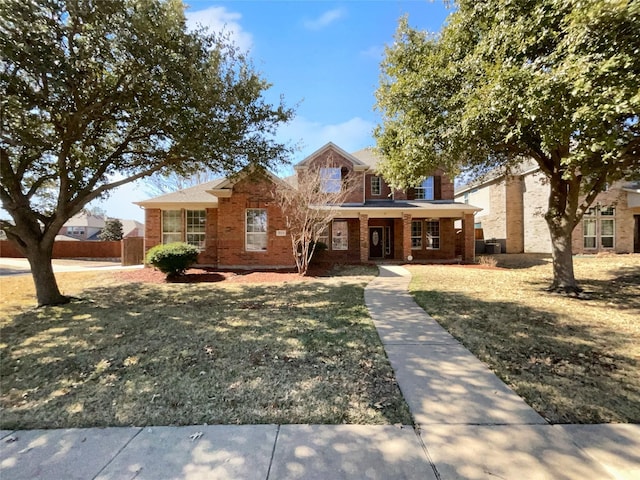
left=135, top=142, right=481, bottom=269
left=60, top=213, right=145, bottom=240
left=59, top=213, right=105, bottom=240
left=121, top=219, right=145, bottom=238
left=455, top=161, right=640, bottom=254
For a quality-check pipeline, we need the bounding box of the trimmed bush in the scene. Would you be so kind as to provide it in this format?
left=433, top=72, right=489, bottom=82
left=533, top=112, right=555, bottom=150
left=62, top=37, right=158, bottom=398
left=145, top=242, right=199, bottom=277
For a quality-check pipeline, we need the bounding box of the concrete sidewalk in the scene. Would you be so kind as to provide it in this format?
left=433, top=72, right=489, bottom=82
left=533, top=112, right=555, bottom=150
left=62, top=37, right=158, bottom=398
left=1, top=265, right=638, bottom=479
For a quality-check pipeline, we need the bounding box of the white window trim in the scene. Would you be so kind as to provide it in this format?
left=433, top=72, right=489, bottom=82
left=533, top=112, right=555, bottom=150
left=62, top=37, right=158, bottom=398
left=414, top=177, right=434, bottom=200
left=411, top=220, right=422, bottom=250
left=425, top=219, right=440, bottom=250
left=371, top=176, right=381, bottom=196
left=185, top=209, right=206, bottom=250
left=245, top=208, right=268, bottom=252
left=162, top=210, right=182, bottom=245
left=600, top=218, right=615, bottom=249
left=331, top=220, right=348, bottom=251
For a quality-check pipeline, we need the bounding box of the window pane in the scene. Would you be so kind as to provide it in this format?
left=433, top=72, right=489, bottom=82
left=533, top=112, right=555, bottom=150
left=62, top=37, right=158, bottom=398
left=601, top=219, right=614, bottom=236
left=426, top=220, right=440, bottom=249
left=320, top=168, right=341, bottom=193
left=411, top=221, right=422, bottom=249
left=415, top=177, right=434, bottom=200
left=583, top=219, right=596, bottom=236
left=332, top=220, right=348, bottom=250
left=162, top=210, right=181, bottom=233
left=163, top=233, right=182, bottom=244
left=186, top=210, right=206, bottom=233
left=371, top=176, right=381, bottom=195
left=246, top=209, right=267, bottom=251
left=583, top=218, right=596, bottom=248
left=600, top=206, right=615, bottom=216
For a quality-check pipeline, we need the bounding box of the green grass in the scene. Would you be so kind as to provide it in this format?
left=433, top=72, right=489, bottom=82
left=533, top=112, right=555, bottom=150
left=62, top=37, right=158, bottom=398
left=0, top=267, right=412, bottom=429
left=408, top=254, right=640, bottom=424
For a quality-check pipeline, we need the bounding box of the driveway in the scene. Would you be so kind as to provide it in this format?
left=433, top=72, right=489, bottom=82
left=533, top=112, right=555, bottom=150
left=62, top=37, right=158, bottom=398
left=0, top=258, right=140, bottom=276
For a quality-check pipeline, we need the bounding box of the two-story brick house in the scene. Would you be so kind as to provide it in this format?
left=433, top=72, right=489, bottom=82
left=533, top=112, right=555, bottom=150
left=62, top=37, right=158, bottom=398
left=136, top=142, right=480, bottom=268
left=455, top=160, right=640, bottom=254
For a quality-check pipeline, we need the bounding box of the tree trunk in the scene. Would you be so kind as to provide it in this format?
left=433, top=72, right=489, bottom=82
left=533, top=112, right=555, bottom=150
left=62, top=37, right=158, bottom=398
left=544, top=174, right=582, bottom=295
left=546, top=223, right=581, bottom=293
left=25, top=242, right=69, bottom=307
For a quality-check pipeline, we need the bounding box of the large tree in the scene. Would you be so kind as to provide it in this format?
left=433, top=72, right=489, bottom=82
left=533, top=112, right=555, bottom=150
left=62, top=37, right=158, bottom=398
left=0, top=0, right=294, bottom=306
left=375, top=0, right=640, bottom=293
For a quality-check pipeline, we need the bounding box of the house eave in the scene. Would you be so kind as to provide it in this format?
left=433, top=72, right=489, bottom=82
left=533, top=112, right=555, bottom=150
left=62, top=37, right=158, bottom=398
left=312, top=202, right=482, bottom=219
left=134, top=201, right=218, bottom=210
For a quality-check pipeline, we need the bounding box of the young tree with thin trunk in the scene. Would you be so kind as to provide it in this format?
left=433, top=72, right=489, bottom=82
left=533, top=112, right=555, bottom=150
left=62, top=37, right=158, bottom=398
left=375, top=1, right=639, bottom=294
left=0, top=0, right=294, bottom=306
left=274, top=157, right=359, bottom=275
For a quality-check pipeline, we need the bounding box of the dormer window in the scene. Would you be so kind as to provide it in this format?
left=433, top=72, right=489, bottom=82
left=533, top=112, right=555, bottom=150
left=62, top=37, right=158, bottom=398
left=320, top=168, right=341, bottom=193
left=415, top=177, right=434, bottom=200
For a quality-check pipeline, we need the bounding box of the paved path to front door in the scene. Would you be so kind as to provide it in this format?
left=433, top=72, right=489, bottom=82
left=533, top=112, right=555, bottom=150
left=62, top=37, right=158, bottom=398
left=365, top=264, right=639, bottom=479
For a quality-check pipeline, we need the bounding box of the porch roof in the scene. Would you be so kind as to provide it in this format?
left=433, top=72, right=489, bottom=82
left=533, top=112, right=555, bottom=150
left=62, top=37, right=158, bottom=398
left=314, top=200, right=482, bottom=219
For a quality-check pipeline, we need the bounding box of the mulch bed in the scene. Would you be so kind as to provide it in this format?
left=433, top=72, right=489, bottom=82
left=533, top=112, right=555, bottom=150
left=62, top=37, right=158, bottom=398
left=115, top=265, right=333, bottom=284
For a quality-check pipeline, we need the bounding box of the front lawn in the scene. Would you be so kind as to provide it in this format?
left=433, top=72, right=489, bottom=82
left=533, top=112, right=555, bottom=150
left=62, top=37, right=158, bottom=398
left=0, top=266, right=412, bottom=429
left=408, top=254, right=640, bottom=424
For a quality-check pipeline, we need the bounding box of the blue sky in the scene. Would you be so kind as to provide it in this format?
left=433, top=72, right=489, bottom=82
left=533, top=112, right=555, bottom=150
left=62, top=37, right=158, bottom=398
left=93, top=0, right=452, bottom=221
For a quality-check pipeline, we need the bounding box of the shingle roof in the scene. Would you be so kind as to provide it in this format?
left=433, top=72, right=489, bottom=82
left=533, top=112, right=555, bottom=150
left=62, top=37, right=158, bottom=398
left=350, top=147, right=382, bottom=168
left=63, top=213, right=106, bottom=228
left=135, top=179, right=224, bottom=206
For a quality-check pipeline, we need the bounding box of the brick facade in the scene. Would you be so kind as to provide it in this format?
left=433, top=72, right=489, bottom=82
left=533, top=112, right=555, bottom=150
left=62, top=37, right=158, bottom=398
left=458, top=167, right=640, bottom=255
left=138, top=143, right=480, bottom=268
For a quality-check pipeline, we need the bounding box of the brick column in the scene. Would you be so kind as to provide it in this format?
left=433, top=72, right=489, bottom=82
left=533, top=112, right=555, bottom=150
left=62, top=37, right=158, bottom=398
left=462, top=213, right=475, bottom=263
left=144, top=209, right=162, bottom=253
left=402, top=213, right=412, bottom=261
left=359, top=213, right=369, bottom=263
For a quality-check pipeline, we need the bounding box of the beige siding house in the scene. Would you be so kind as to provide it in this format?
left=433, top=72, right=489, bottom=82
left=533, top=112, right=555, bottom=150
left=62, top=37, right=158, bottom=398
left=455, top=162, right=640, bottom=254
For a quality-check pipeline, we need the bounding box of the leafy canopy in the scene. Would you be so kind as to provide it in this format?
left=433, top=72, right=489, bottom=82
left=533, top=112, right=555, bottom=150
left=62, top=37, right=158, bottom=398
left=0, top=0, right=294, bottom=240
left=375, top=0, right=640, bottom=194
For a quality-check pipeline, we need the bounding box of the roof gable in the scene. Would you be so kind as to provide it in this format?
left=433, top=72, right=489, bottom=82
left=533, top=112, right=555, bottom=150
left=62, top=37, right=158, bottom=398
left=294, top=142, right=369, bottom=171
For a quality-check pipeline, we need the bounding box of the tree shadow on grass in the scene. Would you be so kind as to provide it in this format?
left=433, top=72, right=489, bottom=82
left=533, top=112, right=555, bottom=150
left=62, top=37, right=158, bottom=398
left=0, top=279, right=411, bottom=430
left=410, top=288, right=640, bottom=424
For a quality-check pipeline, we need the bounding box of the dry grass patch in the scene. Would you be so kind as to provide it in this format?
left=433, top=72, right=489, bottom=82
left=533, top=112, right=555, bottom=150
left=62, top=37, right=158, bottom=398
left=0, top=266, right=411, bottom=429
left=408, top=254, right=640, bottom=424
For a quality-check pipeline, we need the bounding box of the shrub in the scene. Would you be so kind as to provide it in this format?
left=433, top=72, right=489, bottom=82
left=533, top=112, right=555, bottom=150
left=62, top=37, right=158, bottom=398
left=146, top=242, right=200, bottom=277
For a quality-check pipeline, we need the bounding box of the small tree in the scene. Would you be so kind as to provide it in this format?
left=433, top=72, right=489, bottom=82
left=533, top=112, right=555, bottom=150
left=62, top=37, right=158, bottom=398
left=274, top=157, right=360, bottom=275
left=99, top=219, right=123, bottom=241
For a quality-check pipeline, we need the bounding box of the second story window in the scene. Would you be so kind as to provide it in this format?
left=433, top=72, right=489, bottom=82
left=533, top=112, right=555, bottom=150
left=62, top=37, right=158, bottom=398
left=320, top=167, right=341, bottom=193
left=371, top=176, right=381, bottom=196
left=415, top=177, right=434, bottom=200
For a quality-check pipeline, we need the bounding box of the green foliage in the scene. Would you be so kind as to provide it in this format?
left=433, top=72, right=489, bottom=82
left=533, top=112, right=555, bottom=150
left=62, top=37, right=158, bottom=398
left=0, top=0, right=294, bottom=305
left=99, top=219, right=124, bottom=241
left=375, top=0, right=640, bottom=290
left=146, top=242, right=200, bottom=277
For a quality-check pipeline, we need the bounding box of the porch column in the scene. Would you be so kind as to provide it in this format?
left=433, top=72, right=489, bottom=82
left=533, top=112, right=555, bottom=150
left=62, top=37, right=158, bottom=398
left=359, top=213, right=369, bottom=263
left=402, top=213, right=412, bottom=261
left=462, top=213, right=475, bottom=263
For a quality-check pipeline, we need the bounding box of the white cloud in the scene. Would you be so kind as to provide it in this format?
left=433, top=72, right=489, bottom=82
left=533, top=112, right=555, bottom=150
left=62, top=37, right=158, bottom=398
left=185, top=6, right=253, bottom=51
left=303, top=8, right=347, bottom=31
left=278, top=116, right=375, bottom=163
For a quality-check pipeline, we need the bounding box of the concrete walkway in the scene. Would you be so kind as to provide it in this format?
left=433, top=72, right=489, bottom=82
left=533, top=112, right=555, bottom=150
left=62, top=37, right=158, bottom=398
left=1, top=265, right=638, bottom=479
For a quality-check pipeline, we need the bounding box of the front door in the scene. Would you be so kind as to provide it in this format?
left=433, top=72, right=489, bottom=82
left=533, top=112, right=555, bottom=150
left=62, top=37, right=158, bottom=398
left=634, top=215, right=640, bottom=253
left=370, top=227, right=384, bottom=258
